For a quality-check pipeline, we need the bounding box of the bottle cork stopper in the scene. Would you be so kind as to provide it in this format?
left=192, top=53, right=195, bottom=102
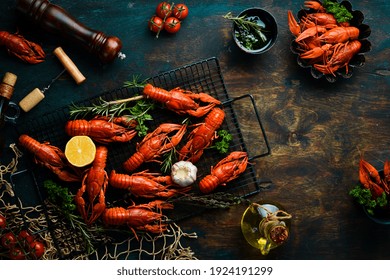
left=0, top=72, right=17, bottom=100
left=2, top=72, right=18, bottom=86
left=53, top=47, right=86, bottom=85
left=19, top=88, right=45, bottom=112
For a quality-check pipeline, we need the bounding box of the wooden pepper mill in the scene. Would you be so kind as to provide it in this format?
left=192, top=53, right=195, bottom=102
left=16, top=0, right=123, bottom=63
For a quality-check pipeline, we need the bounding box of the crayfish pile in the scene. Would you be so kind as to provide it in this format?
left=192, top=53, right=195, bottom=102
left=17, top=83, right=250, bottom=243
left=349, top=159, right=390, bottom=217
left=288, top=0, right=370, bottom=78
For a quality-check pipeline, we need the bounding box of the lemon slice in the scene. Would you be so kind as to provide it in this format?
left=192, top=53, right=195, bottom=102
left=65, top=136, right=96, bottom=167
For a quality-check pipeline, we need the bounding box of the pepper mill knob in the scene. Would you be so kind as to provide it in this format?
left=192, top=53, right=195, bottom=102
left=16, top=0, right=123, bottom=63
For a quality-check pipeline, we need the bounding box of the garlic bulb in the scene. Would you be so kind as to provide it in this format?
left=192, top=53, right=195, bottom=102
left=171, top=161, right=198, bottom=187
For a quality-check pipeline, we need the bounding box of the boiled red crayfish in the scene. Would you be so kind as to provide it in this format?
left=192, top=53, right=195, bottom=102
left=143, top=83, right=221, bottom=117
left=359, top=159, right=390, bottom=199
left=179, top=107, right=225, bottom=163
left=303, top=0, right=326, bottom=12
left=18, top=134, right=81, bottom=182
left=0, top=31, right=45, bottom=64
left=287, top=1, right=362, bottom=76
left=102, top=200, right=173, bottom=239
left=199, top=151, right=248, bottom=194
left=318, top=26, right=359, bottom=44
left=109, top=170, right=191, bottom=199
left=65, top=116, right=138, bottom=144
left=123, top=123, right=187, bottom=172
left=314, top=40, right=361, bottom=76
left=75, top=146, right=109, bottom=225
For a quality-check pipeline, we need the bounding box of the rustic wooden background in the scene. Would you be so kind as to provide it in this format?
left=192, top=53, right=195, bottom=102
left=1, top=0, right=389, bottom=259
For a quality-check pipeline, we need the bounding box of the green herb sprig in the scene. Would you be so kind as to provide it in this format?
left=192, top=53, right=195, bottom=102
left=161, top=148, right=177, bottom=174
left=323, top=0, right=353, bottom=23
left=210, top=129, right=233, bottom=154
left=127, top=100, right=155, bottom=137
left=43, top=180, right=96, bottom=254
left=69, top=76, right=155, bottom=137
left=223, top=12, right=267, bottom=47
left=349, top=185, right=388, bottom=215
left=168, top=191, right=246, bottom=209
left=123, top=74, right=148, bottom=89
left=44, top=179, right=76, bottom=216
left=69, top=97, right=155, bottom=137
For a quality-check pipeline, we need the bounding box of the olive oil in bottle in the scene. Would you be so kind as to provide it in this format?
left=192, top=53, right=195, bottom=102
left=241, top=202, right=291, bottom=255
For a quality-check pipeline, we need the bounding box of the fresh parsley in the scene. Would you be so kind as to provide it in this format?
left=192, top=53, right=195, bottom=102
left=127, top=99, right=155, bottom=137
left=323, top=0, right=353, bottom=23
left=44, top=179, right=76, bottom=216
left=211, top=129, right=233, bottom=154
left=349, top=185, right=388, bottom=215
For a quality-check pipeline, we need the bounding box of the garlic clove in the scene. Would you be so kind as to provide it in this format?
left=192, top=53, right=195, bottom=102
left=171, top=161, right=198, bottom=187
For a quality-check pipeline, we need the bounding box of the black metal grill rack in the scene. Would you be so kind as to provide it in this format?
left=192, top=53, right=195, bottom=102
left=15, top=57, right=271, bottom=259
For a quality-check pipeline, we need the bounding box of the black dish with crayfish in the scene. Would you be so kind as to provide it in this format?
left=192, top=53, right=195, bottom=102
left=289, top=0, right=371, bottom=82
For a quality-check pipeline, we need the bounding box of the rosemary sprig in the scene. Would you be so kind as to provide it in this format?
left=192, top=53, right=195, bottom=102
left=223, top=12, right=267, bottom=43
left=69, top=96, right=144, bottom=119
left=69, top=75, right=149, bottom=120
left=69, top=74, right=156, bottom=137
left=69, top=97, right=155, bottom=137
left=160, top=118, right=190, bottom=173
left=168, top=191, right=246, bottom=209
left=161, top=148, right=177, bottom=174
left=123, top=74, right=148, bottom=88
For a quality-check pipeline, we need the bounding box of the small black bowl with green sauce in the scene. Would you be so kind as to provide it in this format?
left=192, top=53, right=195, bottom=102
left=232, top=8, right=278, bottom=54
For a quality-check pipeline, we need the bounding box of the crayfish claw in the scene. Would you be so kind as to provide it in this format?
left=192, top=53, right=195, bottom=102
left=288, top=10, right=301, bottom=37
left=4, top=33, right=46, bottom=64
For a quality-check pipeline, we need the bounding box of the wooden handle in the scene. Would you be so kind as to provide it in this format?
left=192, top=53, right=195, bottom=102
left=19, top=88, right=45, bottom=112
left=53, top=47, right=86, bottom=85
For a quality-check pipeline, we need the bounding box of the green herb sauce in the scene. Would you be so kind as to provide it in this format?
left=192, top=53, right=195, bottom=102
left=235, top=15, right=270, bottom=51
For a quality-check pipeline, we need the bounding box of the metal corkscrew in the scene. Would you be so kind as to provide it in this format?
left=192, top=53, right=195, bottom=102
left=18, top=46, right=86, bottom=113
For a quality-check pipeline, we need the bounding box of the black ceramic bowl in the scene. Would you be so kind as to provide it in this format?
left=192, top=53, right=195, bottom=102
left=363, top=206, right=390, bottom=225
left=360, top=170, right=390, bottom=225
left=233, top=8, right=278, bottom=54
left=290, top=0, right=371, bottom=82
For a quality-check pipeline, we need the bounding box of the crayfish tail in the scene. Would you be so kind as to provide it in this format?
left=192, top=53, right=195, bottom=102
left=123, top=152, right=144, bottom=172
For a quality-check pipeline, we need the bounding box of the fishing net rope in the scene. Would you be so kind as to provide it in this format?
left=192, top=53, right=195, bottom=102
left=0, top=143, right=198, bottom=260
left=1, top=187, right=198, bottom=260
left=0, top=143, right=23, bottom=197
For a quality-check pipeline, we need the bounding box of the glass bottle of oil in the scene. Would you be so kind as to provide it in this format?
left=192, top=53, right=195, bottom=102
left=241, top=202, right=292, bottom=255
left=0, top=72, right=17, bottom=155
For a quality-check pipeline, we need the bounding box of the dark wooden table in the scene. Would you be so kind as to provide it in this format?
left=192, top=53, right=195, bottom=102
left=1, top=0, right=389, bottom=260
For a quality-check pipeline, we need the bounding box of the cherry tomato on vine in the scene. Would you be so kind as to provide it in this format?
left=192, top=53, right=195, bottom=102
left=164, top=17, right=181, bottom=34
left=18, top=230, right=35, bottom=247
left=1, top=232, right=17, bottom=249
left=156, top=2, right=172, bottom=19
left=0, top=214, right=6, bottom=229
left=29, top=240, right=45, bottom=259
left=173, top=4, right=188, bottom=20
left=9, top=246, right=25, bottom=260
left=148, top=15, right=164, bottom=33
